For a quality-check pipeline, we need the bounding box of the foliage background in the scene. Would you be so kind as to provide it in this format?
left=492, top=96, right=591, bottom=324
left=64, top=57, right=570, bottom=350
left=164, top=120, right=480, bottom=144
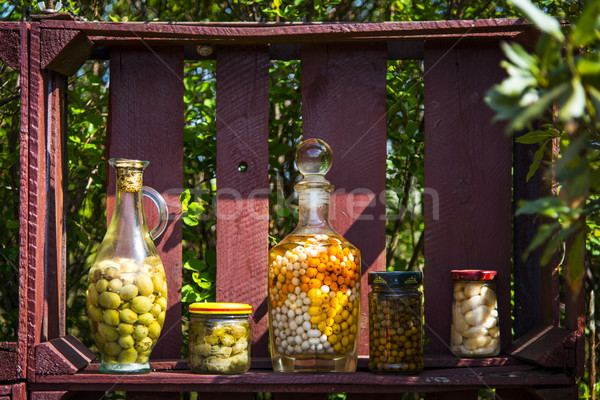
left=0, top=0, right=597, bottom=398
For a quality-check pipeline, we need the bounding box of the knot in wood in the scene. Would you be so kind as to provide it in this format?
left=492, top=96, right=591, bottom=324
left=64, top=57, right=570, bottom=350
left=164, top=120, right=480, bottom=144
left=456, top=179, right=471, bottom=204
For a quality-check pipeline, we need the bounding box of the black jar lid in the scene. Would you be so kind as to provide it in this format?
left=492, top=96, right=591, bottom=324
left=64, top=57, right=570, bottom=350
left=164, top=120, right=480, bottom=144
left=368, top=271, right=422, bottom=287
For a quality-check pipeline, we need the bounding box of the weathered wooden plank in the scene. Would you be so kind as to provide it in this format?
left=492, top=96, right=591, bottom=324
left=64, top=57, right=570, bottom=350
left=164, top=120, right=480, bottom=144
left=38, top=19, right=531, bottom=42
left=423, top=41, right=511, bottom=356
left=27, top=21, right=48, bottom=383
left=11, top=382, right=26, bottom=400
left=0, top=342, right=19, bottom=381
left=513, top=140, right=542, bottom=338
left=301, top=42, right=387, bottom=356
left=30, top=365, right=574, bottom=392
left=107, top=46, right=184, bottom=360
left=40, top=29, right=92, bottom=75
left=216, top=44, right=270, bottom=357
left=17, top=20, right=30, bottom=382
left=507, top=324, right=576, bottom=368
left=30, top=392, right=69, bottom=400
left=0, top=28, right=20, bottom=71
left=496, top=386, right=578, bottom=400
left=35, top=335, right=96, bottom=375
left=45, top=71, right=67, bottom=341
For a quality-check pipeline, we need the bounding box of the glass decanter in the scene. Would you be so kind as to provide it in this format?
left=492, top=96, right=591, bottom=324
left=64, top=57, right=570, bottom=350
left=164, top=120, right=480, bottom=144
left=268, top=139, right=361, bottom=372
left=86, top=158, right=168, bottom=374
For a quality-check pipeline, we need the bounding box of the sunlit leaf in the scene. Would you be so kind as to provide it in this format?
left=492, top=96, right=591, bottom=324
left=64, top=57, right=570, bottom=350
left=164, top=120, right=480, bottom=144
left=509, top=0, right=564, bottom=41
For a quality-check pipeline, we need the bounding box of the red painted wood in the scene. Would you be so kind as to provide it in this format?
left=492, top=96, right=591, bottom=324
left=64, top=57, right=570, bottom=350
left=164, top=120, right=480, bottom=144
left=0, top=342, right=19, bottom=381
left=215, top=45, right=270, bottom=356
left=507, top=324, right=576, bottom=368
left=513, top=140, right=542, bottom=338
left=0, top=386, right=10, bottom=395
left=107, top=46, right=184, bottom=360
left=40, top=29, right=92, bottom=75
left=38, top=19, right=531, bottom=42
left=0, top=27, right=20, bottom=71
left=423, top=40, right=511, bottom=355
left=35, top=336, right=96, bottom=375
left=301, top=42, right=387, bottom=356
left=35, top=342, right=78, bottom=375
left=17, top=20, right=30, bottom=382
left=540, top=138, right=561, bottom=327
left=30, top=393, right=68, bottom=400
left=30, top=365, right=574, bottom=393
left=45, top=72, right=67, bottom=341
left=11, top=382, right=26, bottom=400
left=27, top=21, right=48, bottom=382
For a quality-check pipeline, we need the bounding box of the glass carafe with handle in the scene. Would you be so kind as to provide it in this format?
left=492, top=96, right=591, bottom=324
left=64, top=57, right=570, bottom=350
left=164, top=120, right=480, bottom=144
left=86, top=158, right=168, bottom=374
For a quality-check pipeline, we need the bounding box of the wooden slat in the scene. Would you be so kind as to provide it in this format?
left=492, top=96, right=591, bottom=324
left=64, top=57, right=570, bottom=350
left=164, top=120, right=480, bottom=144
left=423, top=41, right=511, bottom=358
left=37, top=18, right=531, bottom=42
left=40, top=29, right=92, bottom=75
left=301, top=42, right=387, bottom=356
left=27, top=21, right=48, bottom=382
left=30, top=365, right=574, bottom=392
left=513, top=140, right=542, bottom=338
left=11, top=383, right=26, bottom=400
left=17, top=20, right=30, bottom=382
left=44, top=71, right=67, bottom=341
left=107, top=46, right=184, bottom=359
left=0, top=343, right=18, bottom=381
left=0, top=27, right=20, bottom=71
left=215, top=45, right=270, bottom=357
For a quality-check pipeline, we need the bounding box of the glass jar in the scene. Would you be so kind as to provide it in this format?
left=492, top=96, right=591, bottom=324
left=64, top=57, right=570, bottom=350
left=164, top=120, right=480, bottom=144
left=451, top=270, right=500, bottom=357
left=368, top=271, right=423, bottom=373
left=86, top=158, right=169, bottom=374
left=188, top=303, right=252, bottom=374
left=268, top=139, right=361, bottom=372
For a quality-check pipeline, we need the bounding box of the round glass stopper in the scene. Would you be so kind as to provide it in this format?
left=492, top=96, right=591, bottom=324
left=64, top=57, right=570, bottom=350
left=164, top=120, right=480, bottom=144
left=295, top=138, right=333, bottom=177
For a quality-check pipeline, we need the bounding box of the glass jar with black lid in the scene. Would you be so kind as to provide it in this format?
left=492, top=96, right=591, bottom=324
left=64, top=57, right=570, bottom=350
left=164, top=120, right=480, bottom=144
left=368, top=271, right=423, bottom=373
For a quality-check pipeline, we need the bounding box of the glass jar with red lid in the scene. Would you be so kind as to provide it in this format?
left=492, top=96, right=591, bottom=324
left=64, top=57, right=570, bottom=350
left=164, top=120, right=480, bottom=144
left=450, top=270, right=500, bottom=357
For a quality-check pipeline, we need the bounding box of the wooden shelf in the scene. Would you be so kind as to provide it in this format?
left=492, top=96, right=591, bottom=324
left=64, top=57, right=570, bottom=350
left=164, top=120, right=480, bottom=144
left=31, top=356, right=572, bottom=393
left=31, top=365, right=572, bottom=393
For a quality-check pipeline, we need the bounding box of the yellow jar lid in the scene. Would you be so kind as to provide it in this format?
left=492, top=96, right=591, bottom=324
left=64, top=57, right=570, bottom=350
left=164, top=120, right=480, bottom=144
left=189, top=302, right=252, bottom=315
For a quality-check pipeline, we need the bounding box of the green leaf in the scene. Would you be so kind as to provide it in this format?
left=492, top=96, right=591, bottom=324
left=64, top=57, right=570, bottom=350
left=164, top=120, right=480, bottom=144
left=508, top=82, right=569, bottom=132
left=515, top=130, right=558, bottom=144
left=576, top=58, right=600, bottom=76
left=516, top=196, right=570, bottom=218
left=526, top=140, right=548, bottom=181
left=500, top=41, right=537, bottom=71
left=182, top=215, right=199, bottom=226
left=572, top=0, right=600, bottom=46
left=565, top=232, right=585, bottom=297
left=558, top=77, right=586, bottom=121
left=541, top=226, right=576, bottom=265
left=509, top=0, right=564, bottom=41
left=182, top=285, right=201, bottom=302
left=205, top=249, right=217, bottom=267
left=184, top=259, right=207, bottom=272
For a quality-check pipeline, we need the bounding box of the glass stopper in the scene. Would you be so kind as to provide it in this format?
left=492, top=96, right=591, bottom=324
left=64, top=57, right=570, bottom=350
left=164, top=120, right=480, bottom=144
left=295, top=138, right=333, bottom=178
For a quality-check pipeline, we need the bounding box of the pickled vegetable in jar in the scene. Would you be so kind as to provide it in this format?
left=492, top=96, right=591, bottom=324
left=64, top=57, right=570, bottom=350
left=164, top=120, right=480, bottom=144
left=86, top=158, right=169, bottom=374
left=450, top=270, right=500, bottom=357
left=188, top=303, right=252, bottom=374
left=368, top=271, right=423, bottom=373
left=268, top=139, right=361, bottom=372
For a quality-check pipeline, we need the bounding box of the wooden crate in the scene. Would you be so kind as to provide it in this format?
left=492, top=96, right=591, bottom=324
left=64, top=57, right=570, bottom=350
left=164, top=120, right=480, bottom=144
left=0, top=16, right=584, bottom=399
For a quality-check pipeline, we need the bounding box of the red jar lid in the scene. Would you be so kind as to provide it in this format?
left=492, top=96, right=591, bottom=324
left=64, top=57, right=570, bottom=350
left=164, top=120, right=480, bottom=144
left=451, top=269, right=497, bottom=281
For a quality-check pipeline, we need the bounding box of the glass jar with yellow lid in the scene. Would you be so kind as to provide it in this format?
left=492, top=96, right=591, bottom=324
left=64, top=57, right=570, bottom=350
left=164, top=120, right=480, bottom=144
left=188, top=302, right=252, bottom=374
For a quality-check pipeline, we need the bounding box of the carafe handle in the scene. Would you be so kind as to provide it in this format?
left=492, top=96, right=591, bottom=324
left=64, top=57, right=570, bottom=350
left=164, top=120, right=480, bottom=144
left=142, top=186, right=168, bottom=240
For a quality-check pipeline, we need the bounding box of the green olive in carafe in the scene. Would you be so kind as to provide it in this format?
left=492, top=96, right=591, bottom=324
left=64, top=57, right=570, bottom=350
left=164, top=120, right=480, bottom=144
left=86, top=158, right=169, bottom=374
left=268, top=139, right=361, bottom=372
